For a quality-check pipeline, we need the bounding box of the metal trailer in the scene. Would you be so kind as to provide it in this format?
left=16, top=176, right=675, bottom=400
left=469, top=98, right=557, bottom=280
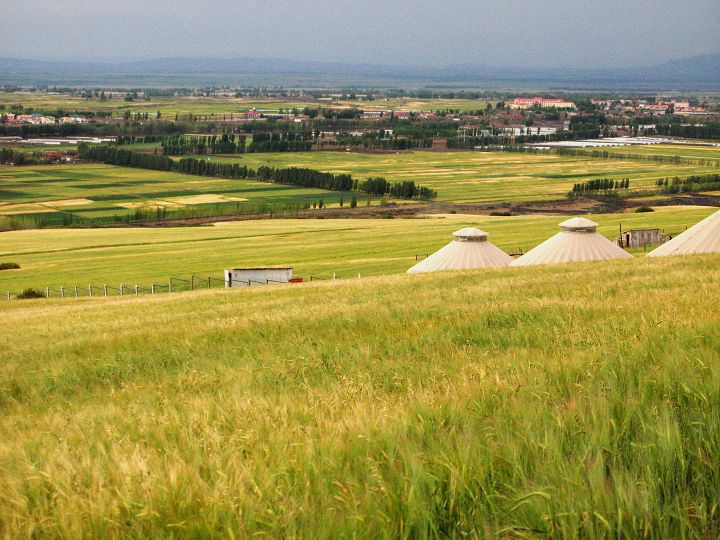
left=225, top=267, right=293, bottom=288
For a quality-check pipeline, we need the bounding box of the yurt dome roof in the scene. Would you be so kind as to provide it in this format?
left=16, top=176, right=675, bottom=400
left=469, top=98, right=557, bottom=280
left=648, top=209, right=720, bottom=257
left=510, top=216, right=631, bottom=266
left=407, top=227, right=512, bottom=273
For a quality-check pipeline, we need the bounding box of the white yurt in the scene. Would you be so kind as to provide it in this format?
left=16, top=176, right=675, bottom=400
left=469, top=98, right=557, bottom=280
left=510, top=217, right=632, bottom=267
left=647, top=209, right=720, bottom=257
left=406, top=227, right=513, bottom=274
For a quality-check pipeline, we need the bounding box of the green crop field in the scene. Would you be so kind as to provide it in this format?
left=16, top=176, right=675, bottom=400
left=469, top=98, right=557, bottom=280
left=1, top=251, right=719, bottom=537
left=210, top=150, right=720, bottom=203
left=0, top=164, right=347, bottom=222
left=0, top=206, right=713, bottom=292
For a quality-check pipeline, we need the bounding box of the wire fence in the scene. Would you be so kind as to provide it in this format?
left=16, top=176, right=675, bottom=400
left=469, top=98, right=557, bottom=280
left=3, top=271, right=364, bottom=301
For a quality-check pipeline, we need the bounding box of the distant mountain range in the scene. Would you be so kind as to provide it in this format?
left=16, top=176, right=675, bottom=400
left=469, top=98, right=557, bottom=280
left=1, top=53, right=718, bottom=89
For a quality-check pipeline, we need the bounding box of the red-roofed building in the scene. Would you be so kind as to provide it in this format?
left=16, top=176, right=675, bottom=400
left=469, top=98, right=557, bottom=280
left=509, top=97, right=575, bottom=109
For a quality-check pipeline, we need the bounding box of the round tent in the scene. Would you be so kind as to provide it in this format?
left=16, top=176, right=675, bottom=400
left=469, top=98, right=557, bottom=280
left=647, top=209, right=720, bottom=257
left=406, top=227, right=513, bottom=274
left=510, top=217, right=632, bottom=267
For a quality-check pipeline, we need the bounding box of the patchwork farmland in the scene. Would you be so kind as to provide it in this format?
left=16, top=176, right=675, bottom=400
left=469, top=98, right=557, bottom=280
left=0, top=164, right=349, bottom=223
left=2, top=149, right=717, bottom=227
left=212, top=150, right=720, bottom=203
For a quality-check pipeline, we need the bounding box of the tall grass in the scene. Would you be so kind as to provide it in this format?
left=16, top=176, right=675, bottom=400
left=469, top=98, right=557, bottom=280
left=1, top=254, right=719, bottom=537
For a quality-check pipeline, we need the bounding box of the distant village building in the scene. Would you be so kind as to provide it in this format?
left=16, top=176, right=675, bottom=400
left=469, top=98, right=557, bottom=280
left=509, top=97, right=576, bottom=110
left=638, top=103, right=668, bottom=114
left=244, top=109, right=260, bottom=119
left=3, top=113, right=56, bottom=125
left=617, top=228, right=666, bottom=248
left=361, top=110, right=388, bottom=119
left=60, top=115, right=88, bottom=124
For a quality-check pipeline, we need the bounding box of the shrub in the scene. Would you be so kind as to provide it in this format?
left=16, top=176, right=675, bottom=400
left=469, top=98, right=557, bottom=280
left=0, top=262, right=20, bottom=270
left=17, top=288, right=45, bottom=300
left=490, top=211, right=513, bottom=217
left=635, top=206, right=654, bottom=213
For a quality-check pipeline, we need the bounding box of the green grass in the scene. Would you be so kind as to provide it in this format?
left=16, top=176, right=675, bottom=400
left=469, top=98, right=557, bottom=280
left=210, top=150, right=720, bottom=203
left=0, top=253, right=719, bottom=537
left=0, top=206, right=713, bottom=292
left=0, top=163, right=347, bottom=222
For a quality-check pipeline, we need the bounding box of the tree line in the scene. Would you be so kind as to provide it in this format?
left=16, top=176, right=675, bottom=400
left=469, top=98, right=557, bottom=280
left=77, top=145, right=438, bottom=200
left=247, top=132, right=312, bottom=152
left=570, top=178, right=630, bottom=194
left=655, top=174, right=720, bottom=194
left=161, top=134, right=247, bottom=155
left=653, top=123, right=720, bottom=140
left=0, top=148, right=53, bottom=165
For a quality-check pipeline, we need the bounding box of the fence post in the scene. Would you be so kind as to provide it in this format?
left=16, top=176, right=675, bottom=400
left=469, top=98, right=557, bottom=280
left=75, top=286, right=78, bottom=298
left=46, top=287, right=49, bottom=298
left=60, top=286, right=64, bottom=298
left=120, top=284, right=123, bottom=296
left=152, top=284, right=155, bottom=294
left=190, top=277, right=194, bottom=290
left=207, top=277, right=211, bottom=289
left=135, top=285, right=139, bottom=295
left=169, top=281, right=172, bottom=293
left=104, top=284, right=108, bottom=297
left=333, top=272, right=336, bottom=279
left=358, top=273, right=361, bottom=278
left=89, top=285, right=92, bottom=297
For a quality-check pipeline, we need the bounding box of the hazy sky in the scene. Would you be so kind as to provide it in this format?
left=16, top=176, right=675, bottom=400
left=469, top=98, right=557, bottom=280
left=2, top=0, right=718, bottom=68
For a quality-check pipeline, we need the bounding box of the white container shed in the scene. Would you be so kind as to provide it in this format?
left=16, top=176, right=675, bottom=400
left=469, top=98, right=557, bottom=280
left=225, top=267, right=293, bottom=287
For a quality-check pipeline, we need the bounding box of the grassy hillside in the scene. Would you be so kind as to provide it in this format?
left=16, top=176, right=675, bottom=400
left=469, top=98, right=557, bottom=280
left=0, top=207, right=714, bottom=292
left=1, top=254, right=719, bottom=537
left=213, top=150, right=720, bottom=203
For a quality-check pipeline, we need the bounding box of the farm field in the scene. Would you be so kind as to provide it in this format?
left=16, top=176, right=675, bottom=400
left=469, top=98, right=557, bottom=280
left=0, top=164, right=346, bottom=222
left=211, top=150, right=720, bottom=203
left=599, top=143, right=720, bottom=161
left=0, top=92, right=495, bottom=116
left=0, top=93, right=312, bottom=116
left=1, top=253, right=719, bottom=537
left=0, top=206, right=713, bottom=292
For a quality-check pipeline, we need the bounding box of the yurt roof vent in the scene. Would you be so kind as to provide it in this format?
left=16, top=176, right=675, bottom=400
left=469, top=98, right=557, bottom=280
left=559, top=217, right=598, bottom=232
left=452, top=227, right=489, bottom=242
